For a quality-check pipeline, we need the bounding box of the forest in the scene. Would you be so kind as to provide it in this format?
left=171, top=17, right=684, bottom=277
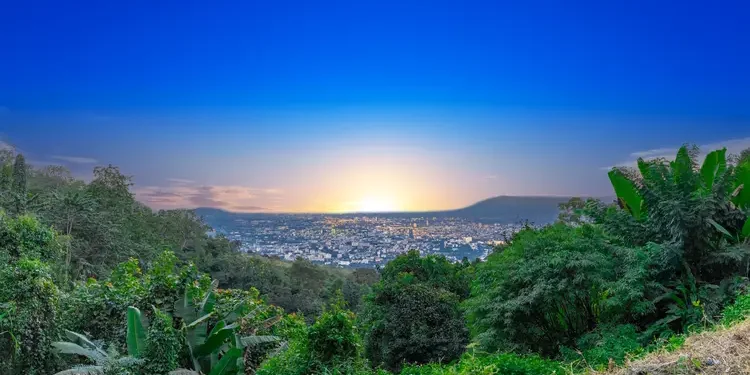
left=2, top=144, right=750, bottom=375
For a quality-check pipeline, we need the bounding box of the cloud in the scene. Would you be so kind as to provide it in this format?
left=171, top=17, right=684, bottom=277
left=135, top=183, right=281, bottom=212
left=52, top=155, right=98, bottom=164
left=609, top=137, right=750, bottom=169
left=166, top=178, right=195, bottom=185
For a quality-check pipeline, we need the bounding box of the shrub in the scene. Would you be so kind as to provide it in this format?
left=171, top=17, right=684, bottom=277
left=561, top=324, right=643, bottom=370
left=363, top=251, right=469, bottom=371
left=721, top=291, right=750, bottom=326
left=466, top=224, right=650, bottom=356
left=400, top=353, right=567, bottom=375
left=142, top=308, right=179, bottom=375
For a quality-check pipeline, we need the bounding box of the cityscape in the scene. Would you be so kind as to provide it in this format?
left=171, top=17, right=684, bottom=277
left=203, top=213, right=525, bottom=268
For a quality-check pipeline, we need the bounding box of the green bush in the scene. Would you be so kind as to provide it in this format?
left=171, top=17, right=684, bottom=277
left=400, top=353, right=567, bottom=375
left=363, top=251, right=469, bottom=372
left=560, top=324, right=643, bottom=370
left=142, top=308, right=179, bottom=375
left=0, top=215, right=63, bottom=374
left=466, top=224, right=649, bottom=356
left=308, top=297, right=361, bottom=367
left=721, top=291, right=750, bottom=326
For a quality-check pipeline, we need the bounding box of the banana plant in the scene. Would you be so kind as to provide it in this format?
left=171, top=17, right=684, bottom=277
left=52, top=330, right=143, bottom=375
left=608, top=168, right=645, bottom=220
left=172, top=280, right=281, bottom=375
left=700, top=147, right=727, bottom=193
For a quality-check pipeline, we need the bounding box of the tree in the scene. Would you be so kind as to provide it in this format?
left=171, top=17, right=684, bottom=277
left=465, top=224, right=650, bottom=355
left=362, top=251, right=469, bottom=371
left=11, top=154, right=27, bottom=214
left=599, top=145, right=750, bottom=334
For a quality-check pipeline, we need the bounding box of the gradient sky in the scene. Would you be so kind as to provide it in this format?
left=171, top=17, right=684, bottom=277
left=1, top=0, right=749, bottom=212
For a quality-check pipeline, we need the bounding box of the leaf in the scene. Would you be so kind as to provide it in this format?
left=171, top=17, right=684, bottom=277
left=742, top=217, right=750, bottom=238
left=700, top=148, right=727, bottom=191
left=51, top=342, right=106, bottom=364
left=708, top=218, right=734, bottom=241
left=200, top=286, right=217, bottom=315
left=239, top=335, right=281, bottom=346
left=608, top=169, right=644, bottom=220
left=194, top=325, right=235, bottom=357
left=186, top=312, right=214, bottom=330
left=207, top=348, right=242, bottom=375
left=63, top=330, right=107, bottom=357
left=735, top=161, right=750, bottom=209
left=174, top=288, right=195, bottom=321
left=126, top=306, right=147, bottom=357
left=52, top=366, right=104, bottom=375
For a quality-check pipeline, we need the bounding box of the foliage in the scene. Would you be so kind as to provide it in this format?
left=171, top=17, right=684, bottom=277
left=363, top=251, right=469, bottom=372
left=173, top=279, right=282, bottom=375
left=257, top=302, right=374, bottom=375
left=308, top=295, right=361, bottom=368
left=560, top=324, right=642, bottom=370
left=52, top=329, right=143, bottom=375
left=466, top=224, right=650, bottom=355
left=0, top=214, right=63, bottom=374
left=596, top=145, right=750, bottom=336
left=399, top=352, right=567, bottom=375
left=721, top=291, right=750, bottom=326
left=142, top=308, right=179, bottom=375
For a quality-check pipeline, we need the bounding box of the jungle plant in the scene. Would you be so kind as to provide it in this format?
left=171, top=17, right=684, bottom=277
left=172, top=281, right=281, bottom=375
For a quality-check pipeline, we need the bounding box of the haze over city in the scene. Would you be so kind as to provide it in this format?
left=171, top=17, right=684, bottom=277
left=2, top=1, right=748, bottom=213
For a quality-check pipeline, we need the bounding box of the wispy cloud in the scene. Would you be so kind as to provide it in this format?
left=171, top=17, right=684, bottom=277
left=608, top=137, right=750, bottom=169
left=166, top=178, right=195, bottom=185
left=135, top=183, right=281, bottom=212
left=52, top=155, right=98, bottom=164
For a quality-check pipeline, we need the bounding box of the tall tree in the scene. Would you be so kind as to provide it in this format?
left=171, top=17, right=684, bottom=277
left=11, top=154, right=27, bottom=214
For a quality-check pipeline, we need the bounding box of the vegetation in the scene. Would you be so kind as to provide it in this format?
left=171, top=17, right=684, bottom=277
left=2, top=143, right=750, bottom=374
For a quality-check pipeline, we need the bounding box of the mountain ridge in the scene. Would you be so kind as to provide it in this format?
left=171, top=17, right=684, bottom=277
left=195, top=195, right=596, bottom=225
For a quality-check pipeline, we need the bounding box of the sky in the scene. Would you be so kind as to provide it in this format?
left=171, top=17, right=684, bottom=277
left=1, top=0, right=749, bottom=213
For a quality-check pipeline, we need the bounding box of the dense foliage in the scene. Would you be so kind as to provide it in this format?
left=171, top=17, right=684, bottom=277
left=362, top=251, right=470, bottom=371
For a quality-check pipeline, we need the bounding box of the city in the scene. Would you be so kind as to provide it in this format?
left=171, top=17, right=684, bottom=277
left=205, top=214, right=525, bottom=268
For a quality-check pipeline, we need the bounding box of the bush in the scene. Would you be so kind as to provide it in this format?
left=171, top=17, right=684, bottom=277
left=465, top=224, right=649, bottom=356
left=721, top=291, right=750, bottom=326
left=257, top=300, right=372, bottom=375
left=561, top=324, right=643, bottom=370
left=142, top=308, right=179, bottom=375
left=308, top=297, right=361, bottom=367
left=363, top=251, right=469, bottom=372
left=0, top=215, right=63, bottom=374
left=400, top=353, right=567, bottom=375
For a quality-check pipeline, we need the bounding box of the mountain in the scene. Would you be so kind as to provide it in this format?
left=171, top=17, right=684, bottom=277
left=195, top=195, right=577, bottom=225
left=447, top=195, right=572, bottom=224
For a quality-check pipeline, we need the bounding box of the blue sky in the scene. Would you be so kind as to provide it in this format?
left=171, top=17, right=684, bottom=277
left=1, top=0, right=749, bottom=212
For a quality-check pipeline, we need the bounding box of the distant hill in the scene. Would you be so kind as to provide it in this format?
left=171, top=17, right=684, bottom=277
left=196, top=195, right=577, bottom=225
left=446, top=195, right=572, bottom=224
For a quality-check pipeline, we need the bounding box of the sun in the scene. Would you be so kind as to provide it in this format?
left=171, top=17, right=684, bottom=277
left=355, top=197, right=400, bottom=213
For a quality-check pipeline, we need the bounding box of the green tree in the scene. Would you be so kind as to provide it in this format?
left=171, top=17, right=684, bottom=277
left=362, top=251, right=469, bottom=371
left=0, top=214, right=63, bottom=374
left=142, top=308, right=179, bottom=375
left=465, top=224, right=649, bottom=356
left=11, top=154, right=27, bottom=215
